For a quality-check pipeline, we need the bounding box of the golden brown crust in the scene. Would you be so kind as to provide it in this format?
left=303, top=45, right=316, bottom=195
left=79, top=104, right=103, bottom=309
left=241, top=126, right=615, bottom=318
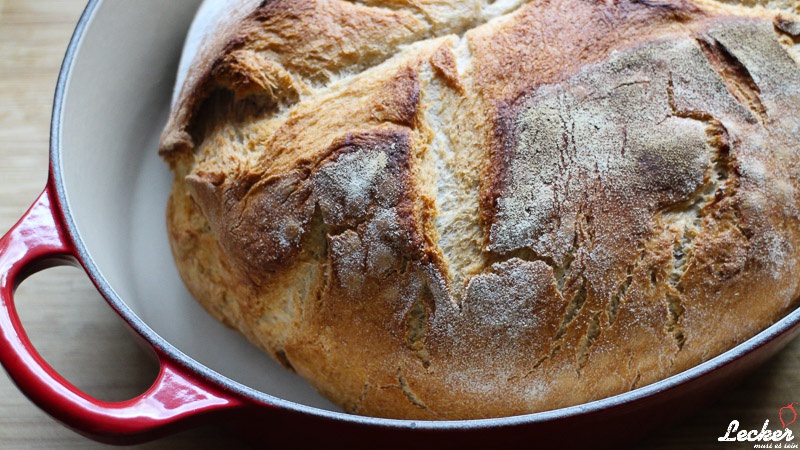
left=160, top=0, right=429, bottom=159
left=162, top=0, right=800, bottom=419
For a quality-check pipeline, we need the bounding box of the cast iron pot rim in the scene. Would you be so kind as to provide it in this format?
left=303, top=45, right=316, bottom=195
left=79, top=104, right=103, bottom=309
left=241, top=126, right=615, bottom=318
left=48, top=0, right=800, bottom=432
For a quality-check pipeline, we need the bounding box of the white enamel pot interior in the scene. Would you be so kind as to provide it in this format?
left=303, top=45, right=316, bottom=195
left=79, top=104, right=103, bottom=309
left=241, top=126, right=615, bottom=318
left=54, top=0, right=341, bottom=412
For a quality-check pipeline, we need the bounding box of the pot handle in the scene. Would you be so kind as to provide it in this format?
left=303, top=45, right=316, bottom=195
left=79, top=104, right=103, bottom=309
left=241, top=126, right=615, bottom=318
left=0, top=187, right=244, bottom=444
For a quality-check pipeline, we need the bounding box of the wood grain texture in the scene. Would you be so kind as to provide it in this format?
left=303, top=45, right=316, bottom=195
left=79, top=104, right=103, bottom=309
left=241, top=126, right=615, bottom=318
left=0, top=0, right=796, bottom=448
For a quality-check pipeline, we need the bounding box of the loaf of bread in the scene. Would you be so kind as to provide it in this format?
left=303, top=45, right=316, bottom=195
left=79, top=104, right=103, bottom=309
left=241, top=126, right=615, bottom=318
left=160, top=0, right=800, bottom=419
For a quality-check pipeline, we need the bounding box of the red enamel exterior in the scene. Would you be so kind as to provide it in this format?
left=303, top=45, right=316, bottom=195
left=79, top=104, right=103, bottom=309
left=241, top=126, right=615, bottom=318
left=0, top=186, right=244, bottom=445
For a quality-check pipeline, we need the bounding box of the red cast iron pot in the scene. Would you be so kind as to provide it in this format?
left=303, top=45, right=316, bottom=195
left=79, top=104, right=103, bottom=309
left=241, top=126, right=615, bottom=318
left=1, top=1, right=799, bottom=448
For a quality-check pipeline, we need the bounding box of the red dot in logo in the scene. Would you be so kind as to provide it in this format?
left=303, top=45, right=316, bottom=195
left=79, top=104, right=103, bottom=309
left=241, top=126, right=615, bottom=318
left=779, top=403, right=797, bottom=429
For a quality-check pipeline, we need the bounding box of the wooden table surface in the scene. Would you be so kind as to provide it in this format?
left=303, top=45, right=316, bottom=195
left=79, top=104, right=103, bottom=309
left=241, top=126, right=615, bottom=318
left=0, top=1, right=798, bottom=448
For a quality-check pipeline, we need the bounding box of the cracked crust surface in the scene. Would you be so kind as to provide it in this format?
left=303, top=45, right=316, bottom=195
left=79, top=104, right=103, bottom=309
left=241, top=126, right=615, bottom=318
left=160, top=0, right=800, bottom=419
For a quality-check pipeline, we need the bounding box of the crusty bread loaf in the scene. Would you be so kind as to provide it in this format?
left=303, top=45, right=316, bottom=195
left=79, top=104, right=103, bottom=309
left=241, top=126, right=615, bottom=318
left=160, top=0, right=800, bottom=419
